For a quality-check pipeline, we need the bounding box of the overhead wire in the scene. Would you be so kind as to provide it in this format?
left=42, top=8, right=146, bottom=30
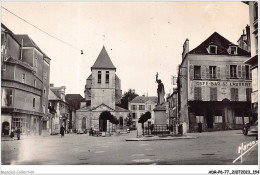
left=2, top=6, right=84, bottom=54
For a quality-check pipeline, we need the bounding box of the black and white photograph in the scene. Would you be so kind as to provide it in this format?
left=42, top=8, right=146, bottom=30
left=0, top=1, right=259, bottom=174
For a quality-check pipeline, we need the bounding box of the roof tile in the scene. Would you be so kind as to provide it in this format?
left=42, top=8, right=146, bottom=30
left=189, top=32, right=250, bottom=56
left=130, top=96, right=158, bottom=103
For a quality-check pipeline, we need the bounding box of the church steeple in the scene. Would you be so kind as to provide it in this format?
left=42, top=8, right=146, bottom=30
left=91, top=46, right=116, bottom=71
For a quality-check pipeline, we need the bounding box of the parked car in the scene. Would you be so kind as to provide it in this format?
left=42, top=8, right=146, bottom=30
left=243, top=120, right=258, bottom=135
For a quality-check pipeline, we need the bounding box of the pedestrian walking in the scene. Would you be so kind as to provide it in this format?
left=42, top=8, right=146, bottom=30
left=16, top=127, right=21, bottom=140
left=10, top=128, right=14, bottom=140
left=60, top=124, right=65, bottom=138
left=198, top=122, right=202, bottom=133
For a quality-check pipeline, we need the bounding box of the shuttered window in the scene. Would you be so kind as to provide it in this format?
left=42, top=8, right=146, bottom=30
left=237, top=65, right=242, bottom=78
left=230, top=65, right=237, bottom=78
left=206, top=66, right=210, bottom=79
left=246, top=88, right=252, bottom=102
left=217, top=67, right=221, bottom=79
left=209, top=66, right=216, bottom=79
left=226, top=65, right=230, bottom=79
left=231, top=88, right=239, bottom=101
left=131, top=105, right=137, bottom=110
left=201, top=66, right=206, bottom=79
left=194, top=66, right=201, bottom=79
left=242, top=65, right=246, bottom=78
left=194, top=87, right=202, bottom=100
left=210, top=87, right=217, bottom=101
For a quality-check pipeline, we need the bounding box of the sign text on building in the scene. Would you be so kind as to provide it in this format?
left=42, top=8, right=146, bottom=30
left=194, top=81, right=251, bottom=87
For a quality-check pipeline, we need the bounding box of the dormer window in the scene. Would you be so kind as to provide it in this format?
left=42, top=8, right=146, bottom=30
left=208, top=45, right=217, bottom=54
left=229, top=46, right=237, bottom=55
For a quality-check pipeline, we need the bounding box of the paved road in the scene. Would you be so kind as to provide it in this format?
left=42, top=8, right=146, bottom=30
left=1, top=130, right=258, bottom=165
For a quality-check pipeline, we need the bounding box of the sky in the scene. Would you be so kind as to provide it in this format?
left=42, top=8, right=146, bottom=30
left=1, top=1, right=250, bottom=97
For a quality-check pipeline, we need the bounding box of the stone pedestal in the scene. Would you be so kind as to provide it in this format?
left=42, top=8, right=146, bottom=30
left=153, top=104, right=167, bottom=125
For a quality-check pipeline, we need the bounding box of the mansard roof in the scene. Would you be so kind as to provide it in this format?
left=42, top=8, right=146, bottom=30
left=91, top=46, right=116, bottom=70
left=189, top=32, right=250, bottom=56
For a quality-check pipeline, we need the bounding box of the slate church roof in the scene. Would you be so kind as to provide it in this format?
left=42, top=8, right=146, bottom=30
left=189, top=32, right=250, bottom=56
left=91, top=46, right=116, bottom=70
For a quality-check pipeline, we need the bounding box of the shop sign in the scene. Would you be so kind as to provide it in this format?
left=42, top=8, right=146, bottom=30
left=194, top=81, right=251, bottom=87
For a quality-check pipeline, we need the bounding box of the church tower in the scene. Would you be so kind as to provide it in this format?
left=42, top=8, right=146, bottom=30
left=90, top=46, right=117, bottom=110
left=78, top=46, right=127, bottom=132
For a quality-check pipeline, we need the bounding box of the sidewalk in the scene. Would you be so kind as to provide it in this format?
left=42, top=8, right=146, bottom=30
left=125, top=135, right=196, bottom=141
left=1, top=135, right=42, bottom=141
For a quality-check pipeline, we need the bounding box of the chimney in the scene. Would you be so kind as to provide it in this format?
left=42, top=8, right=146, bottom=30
left=246, top=25, right=251, bottom=52
left=50, top=83, right=54, bottom=87
left=182, top=38, right=189, bottom=60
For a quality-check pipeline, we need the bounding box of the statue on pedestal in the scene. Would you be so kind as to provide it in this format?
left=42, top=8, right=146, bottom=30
left=155, top=72, right=165, bottom=105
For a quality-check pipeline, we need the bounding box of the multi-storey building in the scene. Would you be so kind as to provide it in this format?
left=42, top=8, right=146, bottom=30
left=244, top=1, right=258, bottom=117
left=129, top=96, right=157, bottom=128
left=1, top=24, right=50, bottom=136
left=65, top=94, right=85, bottom=132
left=48, top=84, right=69, bottom=134
left=166, top=88, right=178, bottom=129
left=76, top=46, right=129, bottom=132
left=178, top=32, right=251, bottom=133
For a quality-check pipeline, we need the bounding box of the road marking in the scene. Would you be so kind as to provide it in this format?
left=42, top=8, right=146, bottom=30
left=101, top=145, right=109, bottom=147
left=140, top=143, right=149, bottom=146
left=131, top=154, right=145, bottom=156
left=95, top=151, right=105, bottom=153
left=132, top=159, right=153, bottom=163
left=145, top=148, right=153, bottom=151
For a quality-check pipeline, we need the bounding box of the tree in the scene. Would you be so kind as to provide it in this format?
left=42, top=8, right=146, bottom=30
left=124, top=113, right=133, bottom=127
left=118, top=89, right=139, bottom=109
left=100, top=111, right=119, bottom=133
left=138, top=112, right=151, bottom=135
left=100, top=111, right=119, bottom=124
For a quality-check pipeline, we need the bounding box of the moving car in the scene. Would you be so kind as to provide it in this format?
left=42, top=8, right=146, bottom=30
left=243, top=120, right=258, bottom=135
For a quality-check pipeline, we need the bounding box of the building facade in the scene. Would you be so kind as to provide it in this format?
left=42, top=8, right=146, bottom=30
left=76, top=46, right=129, bottom=132
left=1, top=24, right=50, bottom=136
left=244, top=1, right=258, bottom=117
left=65, top=94, right=85, bottom=132
left=166, top=88, right=178, bottom=129
left=128, top=96, right=157, bottom=129
left=48, top=84, right=69, bottom=135
left=178, top=32, right=252, bottom=133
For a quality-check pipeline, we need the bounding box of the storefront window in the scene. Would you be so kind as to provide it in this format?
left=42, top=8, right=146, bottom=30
left=214, top=116, right=222, bottom=123
left=196, top=116, right=204, bottom=123
left=13, top=117, right=28, bottom=133
left=1, top=88, right=13, bottom=107
left=235, top=117, right=243, bottom=124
